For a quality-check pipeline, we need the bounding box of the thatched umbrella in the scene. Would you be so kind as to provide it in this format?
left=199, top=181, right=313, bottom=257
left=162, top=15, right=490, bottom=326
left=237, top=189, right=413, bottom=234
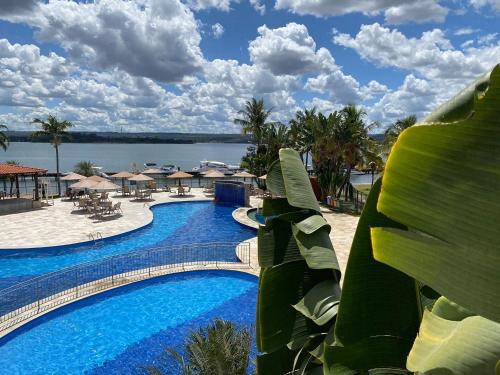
left=93, top=180, right=121, bottom=192
left=61, top=172, right=85, bottom=181
left=61, top=172, right=86, bottom=194
left=233, top=171, right=256, bottom=182
left=143, top=168, right=166, bottom=188
left=128, top=173, right=154, bottom=190
left=88, top=175, right=109, bottom=182
left=168, top=171, right=193, bottom=186
left=203, top=170, right=224, bottom=188
left=110, top=171, right=134, bottom=191
left=69, top=178, right=98, bottom=190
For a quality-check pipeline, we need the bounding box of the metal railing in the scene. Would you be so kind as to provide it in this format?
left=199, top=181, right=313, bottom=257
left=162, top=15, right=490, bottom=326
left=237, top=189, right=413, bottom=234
left=0, top=242, right=251, bottom=333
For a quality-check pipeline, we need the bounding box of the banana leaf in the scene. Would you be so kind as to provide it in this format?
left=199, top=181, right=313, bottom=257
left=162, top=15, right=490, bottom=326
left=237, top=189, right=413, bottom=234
left=373, top=64, right=500, bottom=323
left=256, top=149, right=341, bottom=374
left=407, top=297, right=500, bottom=374
left=322, top=179, right=420, bottom=372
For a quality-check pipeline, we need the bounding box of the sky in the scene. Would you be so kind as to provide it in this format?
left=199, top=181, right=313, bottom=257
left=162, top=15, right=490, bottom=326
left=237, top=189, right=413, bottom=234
left=0, top=0, right=499, bottom=133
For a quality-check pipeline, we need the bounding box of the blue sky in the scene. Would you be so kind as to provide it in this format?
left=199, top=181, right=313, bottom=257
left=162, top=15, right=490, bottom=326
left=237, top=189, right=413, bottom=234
left=0, top=0, right=499, bottom=133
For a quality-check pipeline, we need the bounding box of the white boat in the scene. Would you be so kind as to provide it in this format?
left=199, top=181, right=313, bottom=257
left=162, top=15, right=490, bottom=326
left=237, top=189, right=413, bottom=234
left=192, top=160, right=239, bottom=175
left=160, top=164, right=178, bottom=173
left=144, top=162, right=158, bottom=168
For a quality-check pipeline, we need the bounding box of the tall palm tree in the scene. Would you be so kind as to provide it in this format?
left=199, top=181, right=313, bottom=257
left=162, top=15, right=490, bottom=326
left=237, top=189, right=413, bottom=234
left=148, top=319, right=251, bottom=375
left=338, top=105, right=373, bottom=199
left=0, top=124, right=9, bottom=151
left=234, top=98, right=273, bottom=148
left=290, top=108, right=316, bottom=168
left=383, top=114, right=417, bottom=153
left=31, top=115, right=73, bottom=195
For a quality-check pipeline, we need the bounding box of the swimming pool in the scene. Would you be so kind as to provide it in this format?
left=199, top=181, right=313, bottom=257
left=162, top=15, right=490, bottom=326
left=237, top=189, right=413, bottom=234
left=0, top=202, right=256, bottom=289
left=0, top=270, right=258, bottom=375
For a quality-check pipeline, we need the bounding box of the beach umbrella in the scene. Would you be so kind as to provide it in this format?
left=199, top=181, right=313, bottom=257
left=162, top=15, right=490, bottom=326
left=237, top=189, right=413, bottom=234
left=61, top=172, right=85, bottom=181
left=128, top=173, right=154, bottom=190
left=258, top=174, right=267, bottom=180
left=168, top=171, right=193, bottom=186
left=69, top=178, right=98, bottom=190
left=110, top=171, right=134, bottom=190
left=92, top=180, right=121, bottom=192
left=143, top=168, right=164, bottom=174
left=204, top=170, right=225, bottom=178
left=87, top=175, right=109, bottom=182
left=143, top=168, right=166, bottom=189
left=233, top=171, right=256, bottom=182
left=128, top=174, right=154, bottom=182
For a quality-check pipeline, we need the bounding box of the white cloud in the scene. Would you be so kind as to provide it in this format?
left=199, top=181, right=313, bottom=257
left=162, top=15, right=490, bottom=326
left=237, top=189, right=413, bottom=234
left=250, top=0, right=266, bottom=14
left=249, top=23, right=336, bottom=75
left=468, top=0, right=500, bottom=11
left=184, top=0, right=237, bottom=11
left=211, top=23, right=225, bottom=38
left=0, top=0, right=204, bottom=83
left=454, top=27, right=479, bottom=36
left=275, top=0, right=448, bottom=23
left=383, top=0, right=448, bottom=24
left=333, top=23, right=500, bottom=80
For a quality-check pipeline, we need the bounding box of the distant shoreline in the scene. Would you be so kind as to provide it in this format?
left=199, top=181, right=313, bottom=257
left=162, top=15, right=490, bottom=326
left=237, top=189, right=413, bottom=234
left=6, top=131, right=253, bottom=144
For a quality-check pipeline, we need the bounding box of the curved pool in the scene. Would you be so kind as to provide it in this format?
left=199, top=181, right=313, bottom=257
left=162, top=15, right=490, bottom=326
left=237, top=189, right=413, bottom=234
left=0, top=202, right=256, bottom=289
left=0, top=270, right=258, bottom=375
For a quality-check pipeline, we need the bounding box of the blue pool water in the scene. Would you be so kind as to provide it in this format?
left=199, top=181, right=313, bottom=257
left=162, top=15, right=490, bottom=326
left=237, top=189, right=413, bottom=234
left=0, top=202, right=255, bottom=289
left=0, top=270, right=258, bottom=375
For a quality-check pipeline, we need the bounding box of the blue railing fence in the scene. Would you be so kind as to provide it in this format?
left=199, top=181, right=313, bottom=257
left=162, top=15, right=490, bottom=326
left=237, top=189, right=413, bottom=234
left=0, top=242, right=251, bottom=333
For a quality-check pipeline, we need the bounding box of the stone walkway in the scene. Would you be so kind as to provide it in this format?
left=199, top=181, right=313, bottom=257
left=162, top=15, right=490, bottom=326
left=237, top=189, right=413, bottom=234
left=0, top=189, right=212, bottom=249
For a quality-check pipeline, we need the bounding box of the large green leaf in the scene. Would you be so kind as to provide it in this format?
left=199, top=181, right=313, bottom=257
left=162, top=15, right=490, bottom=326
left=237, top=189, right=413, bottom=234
left=407, top=297, right=500, bottom=374
left=292, top=215, right=340, bottom=273
left=257, top=149, right=341, bottom=374
left=257, top=261, right=334, bottom=353
left=373, top=64, right=500, bottom=322
left=292, top=280, right=341, bottom=326
left=322, top=179, right=420, bottom=372
left=267, top=148, right=320, bottom=212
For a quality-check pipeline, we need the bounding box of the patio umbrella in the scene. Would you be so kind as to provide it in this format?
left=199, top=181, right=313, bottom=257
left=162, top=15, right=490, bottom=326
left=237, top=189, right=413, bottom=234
left=110, top=171, right=134, bottom=190
left=60, top=172, right=86, bottom=194
left=233, top=171, right=256, bottom=182
left=168, top=171, right=193, bottom=186
left=60, top=172, right=85, bottom=181
left=128, top=173, right=154, bottom=190
left=92, top=180, right=121, bottom=192
left=204, top=170, right=225, bottom=178
left=69, top=178, right=98, bottom=190
left=88, top=175, right=109, bottom=182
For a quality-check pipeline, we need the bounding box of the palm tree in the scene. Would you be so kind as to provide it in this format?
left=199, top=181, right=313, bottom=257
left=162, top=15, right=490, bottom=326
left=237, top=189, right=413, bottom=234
left=0, top=124, right=9, bottom=151
left=31, top=115, right=73, bottom=195
left=290, top=108, right=316, bottom=168
left=383, top=114, right=417, bottom=153
left=74, top=161, right=94, bottom=177
left=234, top=98, right=273, bottom=148
left=337, top=105, right=374, bottom=199
left=148, top=319, right=251, bottom=375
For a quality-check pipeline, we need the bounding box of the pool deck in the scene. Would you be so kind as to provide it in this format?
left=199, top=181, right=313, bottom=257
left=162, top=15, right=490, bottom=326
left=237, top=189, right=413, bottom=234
left=0, top=189, right=212, bottom=249
left=0, top=193, right=359, bottom=338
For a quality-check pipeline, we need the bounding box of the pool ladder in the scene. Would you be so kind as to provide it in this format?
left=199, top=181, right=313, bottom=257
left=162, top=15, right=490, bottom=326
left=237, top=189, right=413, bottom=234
left=88, top=231, right=103, bottom=245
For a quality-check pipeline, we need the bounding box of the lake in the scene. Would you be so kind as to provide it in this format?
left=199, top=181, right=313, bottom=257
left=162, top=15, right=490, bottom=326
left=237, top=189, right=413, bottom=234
left=1, top=142, right=250, bottom=173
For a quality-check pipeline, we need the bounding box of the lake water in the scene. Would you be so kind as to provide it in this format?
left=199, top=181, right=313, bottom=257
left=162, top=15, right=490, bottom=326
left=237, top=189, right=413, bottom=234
left=1, top=142, right=250, bottom=173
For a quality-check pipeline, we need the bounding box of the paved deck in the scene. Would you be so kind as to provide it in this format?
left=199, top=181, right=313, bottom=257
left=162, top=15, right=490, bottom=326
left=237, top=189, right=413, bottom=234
left=0, top=189, right=212, bottom=249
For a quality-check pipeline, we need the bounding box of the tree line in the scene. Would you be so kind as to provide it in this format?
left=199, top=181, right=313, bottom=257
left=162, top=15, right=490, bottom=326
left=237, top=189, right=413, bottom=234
left=234, top=98, right=416, bottom=199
